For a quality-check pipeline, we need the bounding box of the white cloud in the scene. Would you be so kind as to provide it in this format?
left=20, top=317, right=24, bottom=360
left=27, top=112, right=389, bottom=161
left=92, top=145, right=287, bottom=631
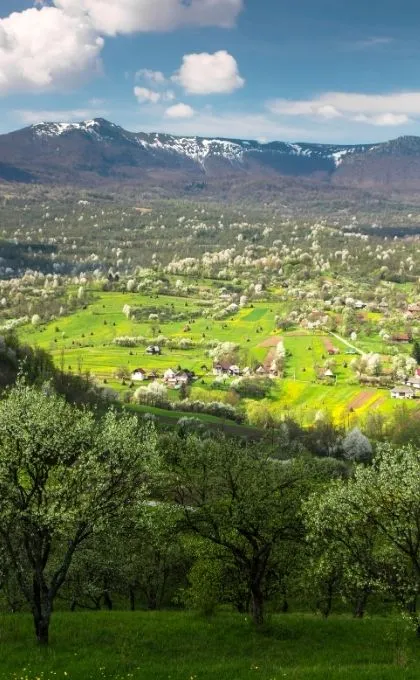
left=15, top=107, right=108, bottom=125
left=155, top=110, right=310, bottom=139
left=53, top=0, right=243, bottom=36
left=135, top=69, right=166, bottom=84
left=134, top=86, right=176, bottom=105
left=134, top=86, right=161, bottom=104
left=174, top=50, right=245, bottom=95
left=268, top=91, right=420, bottom=126
left=165, top=103, right=196, bottom=119
left=0, top=6, right=103, bottom=95
left=317, top=105, right=342, bottom=120
left=353, top=113, right=410, bottom=126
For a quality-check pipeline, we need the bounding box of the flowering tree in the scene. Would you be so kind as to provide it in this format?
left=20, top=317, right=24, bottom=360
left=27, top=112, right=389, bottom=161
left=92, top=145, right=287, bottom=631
left=306, top=444, right=420, bottom=633
left=0, top=382, right=156, bottom=644
left=342, top=428, right=372, bottom=463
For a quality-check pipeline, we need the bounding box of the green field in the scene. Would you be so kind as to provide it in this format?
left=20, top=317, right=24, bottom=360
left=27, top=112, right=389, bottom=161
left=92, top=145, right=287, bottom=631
left=1, top=611, right=419, bottom=680
left=17, top=289, right=420, bottom=427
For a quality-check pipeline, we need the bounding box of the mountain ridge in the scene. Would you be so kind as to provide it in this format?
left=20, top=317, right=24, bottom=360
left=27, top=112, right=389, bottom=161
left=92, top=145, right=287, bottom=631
left=1, top=118, right=420, bottom=194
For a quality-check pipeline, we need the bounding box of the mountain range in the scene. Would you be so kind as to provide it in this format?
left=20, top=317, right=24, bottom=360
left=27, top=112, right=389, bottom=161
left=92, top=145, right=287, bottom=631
left=2, top=118, right=420, bottom=196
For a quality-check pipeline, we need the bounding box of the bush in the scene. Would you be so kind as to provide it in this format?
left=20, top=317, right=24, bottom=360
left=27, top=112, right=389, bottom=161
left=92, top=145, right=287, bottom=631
left=134, top=382, right=170, bottom=409
left=231, top=377, right=273, bottom=399
left=176, top=399, right=243, bottom=423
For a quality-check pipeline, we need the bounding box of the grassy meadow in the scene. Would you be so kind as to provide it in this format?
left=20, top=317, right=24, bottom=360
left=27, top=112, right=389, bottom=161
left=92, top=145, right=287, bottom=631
left=17, top=287, right=420, bottom=427
left=1, top=611, right=420, bottom=680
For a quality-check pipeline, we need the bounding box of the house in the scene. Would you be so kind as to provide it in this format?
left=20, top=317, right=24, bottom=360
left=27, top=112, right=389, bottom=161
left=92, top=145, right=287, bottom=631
left=408, top=303, right=420, bottom=314
left=164, top=368, right=194, bottom=387
left=354, top=301, right=367, bottom=310
left=392, top=333, right=410, bottom=343
left=229, top=365, right=241, bottom=376
left=255, top=365, right=267, bottom=376
left=174, top=371, right=191, bottom=386
left=163, top=368, right=177, bottom=383
left=213, top=362, right=241, bottom=377
left=146, top=345, right=161, bottom=355
left=213, top=362, right=229, bottom=376
left=416, top=368, right=420, bottom=377
left=323, top=369, right=335, bottom=379
left=148, top=370, right=159, bottom=380
left=406, top=377, right=420, bottom=390
left=391, top=386, right=415, bottom=400
left=131, top=368, right=147, bottom=382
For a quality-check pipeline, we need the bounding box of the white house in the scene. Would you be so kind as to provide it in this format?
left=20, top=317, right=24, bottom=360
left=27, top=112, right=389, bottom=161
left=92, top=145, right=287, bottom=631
left=131, top=368, right=147, bottom=382
left=391, top=386, right=415, bottom=400
left=163, top=369, right=177, bottom=383
left=229, top=365, right=241, bottom=376
left=164, top=369, right=193, bottom=387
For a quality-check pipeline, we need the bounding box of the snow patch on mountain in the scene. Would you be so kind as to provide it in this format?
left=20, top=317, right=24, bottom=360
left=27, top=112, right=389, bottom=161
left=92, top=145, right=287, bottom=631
left=137, top=135, right=245, bottom=166
left=28, top=118, right=371, bottom=170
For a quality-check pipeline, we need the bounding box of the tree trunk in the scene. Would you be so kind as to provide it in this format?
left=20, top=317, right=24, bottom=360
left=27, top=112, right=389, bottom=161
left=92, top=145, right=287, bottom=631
left=251, top=585, right=264, bottom=626
left=103, top=591, right=113, bottom=611
left=32, top=576, right=51, bottom=645
left=129, top=586, right=135, bottom=612
left=34, top=611, right=50, bottom=645
left=353, top=589, right=369, bottom=619
left=147, top=593, right=158, bottom=611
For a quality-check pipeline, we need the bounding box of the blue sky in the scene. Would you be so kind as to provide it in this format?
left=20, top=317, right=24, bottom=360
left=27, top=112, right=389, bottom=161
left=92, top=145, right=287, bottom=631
left=1, top=0, right=420, bottom=142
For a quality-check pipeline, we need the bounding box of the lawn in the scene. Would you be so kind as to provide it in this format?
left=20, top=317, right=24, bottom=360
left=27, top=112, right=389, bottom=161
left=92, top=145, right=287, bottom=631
left=0, top=611, right=419, bottom=680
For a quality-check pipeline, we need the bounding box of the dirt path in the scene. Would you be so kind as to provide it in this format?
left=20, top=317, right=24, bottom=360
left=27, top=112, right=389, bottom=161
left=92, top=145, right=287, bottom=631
left=259, top=336, right=281, bottom=348
left=328, top=332, right=363, bottom=355
left=347, top=391, right=374, bottom=411
left=264, top=347, right=276, bottom=371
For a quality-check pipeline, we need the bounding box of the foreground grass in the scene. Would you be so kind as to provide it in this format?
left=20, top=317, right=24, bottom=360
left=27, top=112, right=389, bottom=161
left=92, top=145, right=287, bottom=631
left=0, top=611, right=419, bottom=679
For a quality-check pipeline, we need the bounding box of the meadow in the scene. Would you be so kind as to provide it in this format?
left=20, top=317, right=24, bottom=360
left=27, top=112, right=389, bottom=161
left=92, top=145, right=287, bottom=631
left=17, top=287, right=420, bottom=428
left=0, top=611, right=419, bottom=680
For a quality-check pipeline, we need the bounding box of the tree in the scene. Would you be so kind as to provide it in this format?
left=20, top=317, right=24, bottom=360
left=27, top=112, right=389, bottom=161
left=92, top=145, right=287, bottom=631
left=209, top=342, right=239, bottom=366
left=246, top=400, right=276, bottom=429
left=412, top=341, right=420, bottom=365
left=0, top=381, right=157, bottom=644
left=304, top=486, right=379, bottom=619
left=167, top=436, right=321, bottom=626
left=342, top=428, right=372, bottom=463
left=305, top=444, right=420, bottom=634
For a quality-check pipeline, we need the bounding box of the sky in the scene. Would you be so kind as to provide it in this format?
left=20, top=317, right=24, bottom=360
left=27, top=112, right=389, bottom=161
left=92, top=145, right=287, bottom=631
left=2, top=0, right=420, bottom=143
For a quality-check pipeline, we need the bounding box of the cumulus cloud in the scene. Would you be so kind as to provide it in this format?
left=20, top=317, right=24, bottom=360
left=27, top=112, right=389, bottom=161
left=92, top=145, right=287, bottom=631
left=0, top=1, right=243, bottom=96
left=135, top=69, right=166, bottom=84
left=134, top=86, right=175, bottom=104
left=165, top=103, right=195, bottom=119
left=268, top=91, right=420, bottom=126
left=134, top=86, right=161, bottom=104
left=0, top=6, right=104, bottom=95
left=174, top=50, right=245, bottom=94
left=53, top=0, right=243, bottom=36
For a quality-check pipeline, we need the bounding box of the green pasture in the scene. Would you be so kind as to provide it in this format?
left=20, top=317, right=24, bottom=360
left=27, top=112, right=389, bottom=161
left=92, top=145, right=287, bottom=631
left=16, top=290, right=420, bottom=427
left=283, top=333, right=354, bottom=382
left=18, top=292, right=278, bottom=381
left=0, top=611, right=419, bottom=680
